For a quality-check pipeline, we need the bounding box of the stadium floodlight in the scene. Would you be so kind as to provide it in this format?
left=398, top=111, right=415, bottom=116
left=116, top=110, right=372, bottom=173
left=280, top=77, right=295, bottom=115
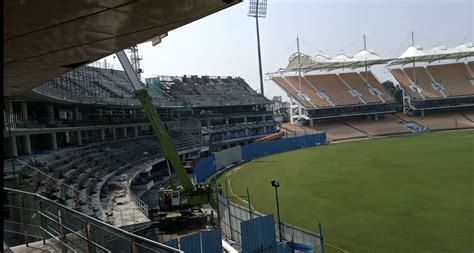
left=271, top=179, right=283, bottom=242
left=248, top=0, right=268, bottom=18
left=248, top=0, right=268, bottom=96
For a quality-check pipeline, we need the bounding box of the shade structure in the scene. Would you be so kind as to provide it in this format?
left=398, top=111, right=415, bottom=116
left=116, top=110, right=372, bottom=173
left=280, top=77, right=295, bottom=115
left=389, top=42, right=474, bottom=65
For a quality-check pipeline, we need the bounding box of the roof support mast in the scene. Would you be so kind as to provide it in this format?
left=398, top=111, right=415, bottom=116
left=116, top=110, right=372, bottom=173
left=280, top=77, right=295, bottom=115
left=363, top=34, right=369, bottom=86
left=412, top=31, right=417, bottom=88
left=297, top=35, right=302, bottom=94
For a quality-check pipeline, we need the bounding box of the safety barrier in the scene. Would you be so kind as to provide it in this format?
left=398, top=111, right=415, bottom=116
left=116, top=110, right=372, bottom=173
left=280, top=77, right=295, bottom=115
left=3, top=187, right=181, bottom=252
left=218, top=194, right=321, bottom=253
left=194, top=133, right=326, bottom=183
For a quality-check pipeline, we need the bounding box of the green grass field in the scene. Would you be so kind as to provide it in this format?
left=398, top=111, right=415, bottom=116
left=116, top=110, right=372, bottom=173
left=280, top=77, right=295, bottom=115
left=217, top=131, right=474, bottom=253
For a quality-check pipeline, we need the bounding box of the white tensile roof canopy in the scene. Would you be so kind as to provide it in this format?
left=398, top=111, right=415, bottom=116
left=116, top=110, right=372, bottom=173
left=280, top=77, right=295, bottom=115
left=280, top=48, right=392, bottom=73
left=273, top=42, right=474, bottom=75
left=389, top=42, right=474, bottom=65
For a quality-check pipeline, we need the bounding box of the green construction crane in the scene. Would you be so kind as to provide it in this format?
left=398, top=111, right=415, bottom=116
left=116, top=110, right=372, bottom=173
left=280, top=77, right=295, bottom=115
left=116, top=51, right=212, bottom=211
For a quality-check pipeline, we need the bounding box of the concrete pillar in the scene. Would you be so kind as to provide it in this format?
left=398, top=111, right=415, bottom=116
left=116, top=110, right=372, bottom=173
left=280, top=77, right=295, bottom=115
left=207, top=120, right=211, bottom=127
left=65, top=131, right=70, bottom=143
left=47, top=104, right=54, bottom=120
left=20, top=102, right=28, bottom=120
left=24, top=134, right=31, bottom=155
left=244, top=117, right=247, bottom=123
left=74, top=107, right=80, bottom=120
left=112, top=128, right=117, bottom=140
left=310, top=119, right=315, bottom=127
left=77, top=131, right=82, bottom=145
left=51, top=132, right=58, bottom=150
left=6, top=101, right=13, bottom=113
left=264, top=126, right=268, bottom=134
left=374, top=114, right=379, bottom=121
left=123, top=127, right=127, bottom=137
left=245, top=129, right=249, bottom=136
left=101, top=128, right=106, bottom=141
left=421, top=109, right=425, bottom=117
left=10, top=135, right=18, bottom=157
left=134, top=126, right=139, bottom=137
left=225, top=118, right=229, bottom=125
left=98, top=109, right=103, bottom=119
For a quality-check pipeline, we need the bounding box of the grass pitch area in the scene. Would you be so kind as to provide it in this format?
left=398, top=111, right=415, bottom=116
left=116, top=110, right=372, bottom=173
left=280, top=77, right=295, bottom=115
left=218, top=131, right=474, bottom=253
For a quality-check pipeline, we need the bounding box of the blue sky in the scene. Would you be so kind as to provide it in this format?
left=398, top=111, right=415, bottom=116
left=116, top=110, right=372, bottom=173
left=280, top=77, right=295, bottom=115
left=117, top=0, right=473, bottom=100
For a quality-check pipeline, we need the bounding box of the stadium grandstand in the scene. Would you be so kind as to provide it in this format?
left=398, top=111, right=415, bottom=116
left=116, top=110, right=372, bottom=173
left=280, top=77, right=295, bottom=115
left=4, top=0, right=473, bottom=252
left=269, top=37, right=474, bottom=142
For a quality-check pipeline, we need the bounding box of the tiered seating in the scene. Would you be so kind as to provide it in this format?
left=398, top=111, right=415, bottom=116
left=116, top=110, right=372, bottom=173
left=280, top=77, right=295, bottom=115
left=272, top=76, right=313, bottom=107
left=281, top=123, right=315, bottom=134
left=305, top=74, right=361, bottom=105
left=364, top=72, right=395, bottom=102
left=311, top=121, right=367, bottom=141
left=397, top=111, right=474, bottom=130
left=167, top=75, right=268, bottom=107
left=26, top=132, right=200, bottom=221
left=285, top=76, right=332, bottom=107
left=461, top=108, right=474, bottom=122
left=339, top=72, right=381, bottom=103
left=427, top=63, right=474, bottom=97
left=342, top=115, right=411, bottom=136
left=401, top=67, right=442, bottom=98
left=389, top=68, right=423, bottom=99
left=468, top=62, right=474, bottom=73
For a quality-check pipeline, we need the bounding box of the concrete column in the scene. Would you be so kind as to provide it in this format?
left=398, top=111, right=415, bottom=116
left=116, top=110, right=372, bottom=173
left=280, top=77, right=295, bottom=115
left=421, top=109, right=425, bottom=117
left=207, top=120, right=211, bottom=127
left=74, top=107, right=80, bottom=120
left=245, top=128, right=249, bottom=136
left=374, top=114, right=379, bottom=121
left=24, top=134, right=31, bottom=155
left=123, top=127, right=127, bottom=137
left=20, top=102, right=28, bottom=120
left=112, top=128, right=117, bottom=140
left=65, top=131, right=70, bottom=143
left=264, top=126, right=268, bottom=134
left=134, top=126, right=139, bottom=137
left=47, top=104, right=54, bottom=120
left=10, top=135, right=18, bottom=157
left=6, top=101, right=13, bottom=113
left=244, top=117, right=247, bottom=123
left=101, top=128, right=106, bottom=141
left=310, top=119, right=315, bottom=127
left=51, top=132, right=58, bottom=150
left=225, top=118, right=229, bottom=125
left=98, top=109, right=103, bottom=119
left=77, top=131, right=82, bottom=145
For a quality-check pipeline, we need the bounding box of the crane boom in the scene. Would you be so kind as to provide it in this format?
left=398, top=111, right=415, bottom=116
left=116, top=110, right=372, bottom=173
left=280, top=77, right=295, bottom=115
left=116, top=51, right=194, bottom=190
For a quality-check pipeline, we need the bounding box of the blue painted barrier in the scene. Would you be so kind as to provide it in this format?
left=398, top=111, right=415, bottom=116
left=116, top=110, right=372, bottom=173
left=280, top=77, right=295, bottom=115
left=194, top=132, right=326, bottom=183
left=194, top=155, right=216, bottom=183
left=241, top=133, right=326, bottom=160
left=201, top=229, right=222, bottom=253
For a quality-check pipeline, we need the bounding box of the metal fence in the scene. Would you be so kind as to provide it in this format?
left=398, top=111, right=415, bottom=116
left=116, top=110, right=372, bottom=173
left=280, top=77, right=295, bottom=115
left=3, top=187, right=182, bottom=253
left=217, top=194, right=322, bottom=253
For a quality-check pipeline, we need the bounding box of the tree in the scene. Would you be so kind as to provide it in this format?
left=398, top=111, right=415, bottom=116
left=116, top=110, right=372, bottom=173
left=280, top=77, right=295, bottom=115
left=382, top=80, right=403, bottom=104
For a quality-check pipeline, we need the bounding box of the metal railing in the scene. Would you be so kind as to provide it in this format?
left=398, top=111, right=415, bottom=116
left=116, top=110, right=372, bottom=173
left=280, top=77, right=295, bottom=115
left=4, top=187, right=182, bottom=253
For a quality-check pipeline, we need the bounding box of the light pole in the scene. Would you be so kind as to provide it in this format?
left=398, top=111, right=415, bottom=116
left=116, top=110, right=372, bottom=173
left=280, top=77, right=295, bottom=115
left=248, top=0, right=268, bottom=96
left=271, top=179, right=283, bottom=242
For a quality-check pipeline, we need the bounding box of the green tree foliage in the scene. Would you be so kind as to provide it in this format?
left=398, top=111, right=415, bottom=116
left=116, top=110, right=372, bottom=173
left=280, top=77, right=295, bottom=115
left=382, top=80, right=403, bottom=103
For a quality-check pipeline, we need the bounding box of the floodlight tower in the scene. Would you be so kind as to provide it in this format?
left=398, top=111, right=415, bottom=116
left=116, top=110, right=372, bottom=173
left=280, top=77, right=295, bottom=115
left=248, top=0, right=268, bottom=96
